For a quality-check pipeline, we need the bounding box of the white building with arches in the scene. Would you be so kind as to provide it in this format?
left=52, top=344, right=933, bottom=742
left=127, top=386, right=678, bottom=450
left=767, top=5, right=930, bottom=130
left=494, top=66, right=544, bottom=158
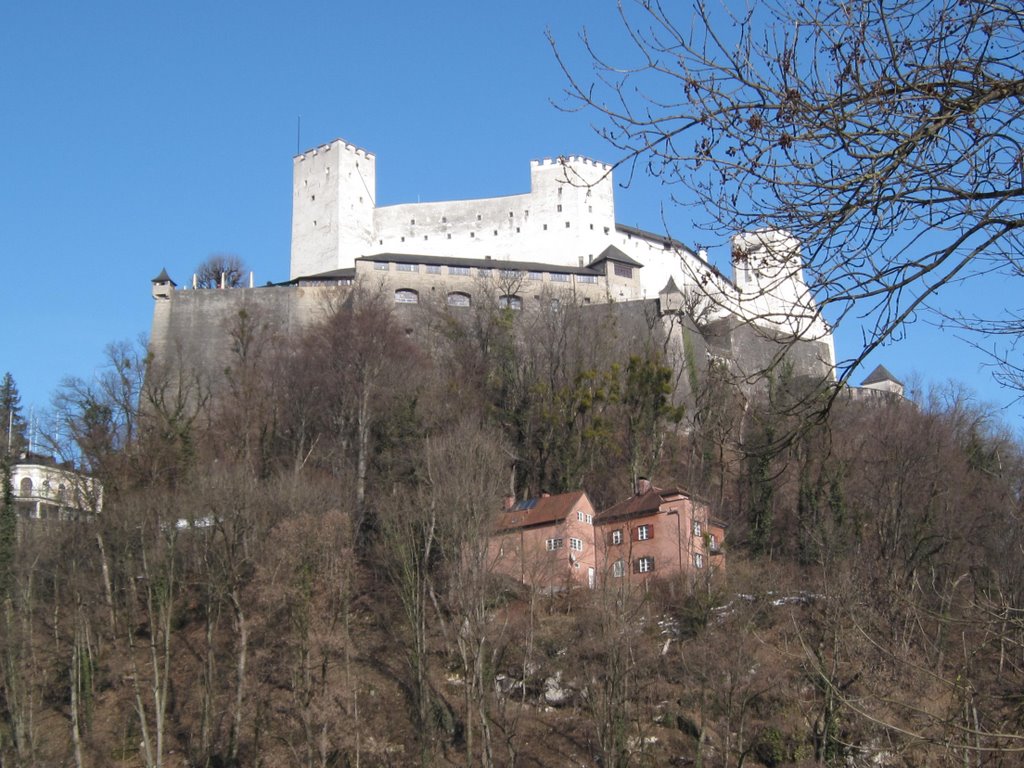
left=11, top=453, right=103, bottom=520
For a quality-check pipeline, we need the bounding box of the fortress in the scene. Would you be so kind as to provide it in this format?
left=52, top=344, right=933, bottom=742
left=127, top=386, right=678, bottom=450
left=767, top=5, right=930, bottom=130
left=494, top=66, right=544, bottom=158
left=149, top=137, right=835, bottom=393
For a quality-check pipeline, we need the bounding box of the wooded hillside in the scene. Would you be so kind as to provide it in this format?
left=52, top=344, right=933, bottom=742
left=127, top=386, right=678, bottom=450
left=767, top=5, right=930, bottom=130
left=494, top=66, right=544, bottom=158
left=2, top=287, right=1021, bottom=767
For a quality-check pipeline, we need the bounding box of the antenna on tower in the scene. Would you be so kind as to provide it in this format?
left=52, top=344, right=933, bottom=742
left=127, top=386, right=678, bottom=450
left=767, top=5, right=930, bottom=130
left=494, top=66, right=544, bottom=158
left=297, top=116, right=301, bottom=155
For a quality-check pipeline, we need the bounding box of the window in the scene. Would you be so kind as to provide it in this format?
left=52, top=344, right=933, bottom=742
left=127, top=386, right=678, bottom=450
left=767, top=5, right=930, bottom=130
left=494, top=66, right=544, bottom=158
left=550, top=273, right=569, bottom=283
left=477, top=267, right=492, bottom=277
left=578, top=274, right=598, bottom=284
left=636, top=524, right=652, bottom=541
left=614, top=263, right=633, bottom=279
left=374, top=262, right=389, bottom=271
left=694, top=553, right=704, bottom=569
left=569, top=538, right=583, bottom=552
left=557, top=204, right=562, bottom=212
left=394, top=289, right=419, bottom=304
left=396, top=263, right=417, bottom=272
left=693, top=521, right=702, bottom=537
left=577, top=511, right=585, bottom=522
left=610, top=529, right=623, bottom=545
left=426, top=264, right=442, bottom=274
left=500, top=268, right=521, bottom=278
left=612, top=559, right=625, bottom=578
left=528, top=271, right=542, bottom=281
left=449, top=266, right=471, bottom=276
left=546, top=538, right=563, bottom=551
left=447, top=292, right=471, bottom=307
left=499, top=295, right=522, bottom=311
left=708, top=534, right=718, bottom=552
left=19, top=477, right=32, bottom=495
left=635, top=556, right=655, bottom=574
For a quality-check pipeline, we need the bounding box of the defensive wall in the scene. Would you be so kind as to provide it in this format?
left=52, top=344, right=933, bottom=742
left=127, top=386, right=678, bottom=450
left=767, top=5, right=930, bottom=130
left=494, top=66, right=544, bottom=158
left=148, top=135, right=836, bottom=402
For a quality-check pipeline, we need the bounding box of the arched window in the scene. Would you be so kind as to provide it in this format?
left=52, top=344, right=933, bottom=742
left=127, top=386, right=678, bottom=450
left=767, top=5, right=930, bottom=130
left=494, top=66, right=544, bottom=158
left=498, top=294, right=522, bottom=311
left=447, top=292, right=471, bottom=308
left=19, top=477, right=33, bottom=495
left=394, top=289, right=419, bottom=304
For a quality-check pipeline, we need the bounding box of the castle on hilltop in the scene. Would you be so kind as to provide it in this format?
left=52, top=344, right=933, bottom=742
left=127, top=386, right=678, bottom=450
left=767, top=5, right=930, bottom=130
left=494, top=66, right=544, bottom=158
left=149, top=137, right=835, bottom=394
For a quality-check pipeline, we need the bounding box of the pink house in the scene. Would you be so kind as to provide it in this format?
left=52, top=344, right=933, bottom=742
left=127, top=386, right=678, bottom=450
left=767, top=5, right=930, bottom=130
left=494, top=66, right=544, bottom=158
left=594, top=480, right=725, bottom=584
left=489, top=491, right=599, bottom=590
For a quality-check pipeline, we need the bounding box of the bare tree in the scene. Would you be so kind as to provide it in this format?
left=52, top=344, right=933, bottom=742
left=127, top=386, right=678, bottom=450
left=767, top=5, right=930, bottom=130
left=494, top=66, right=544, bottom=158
left=195, top=253, right=247, bottom=289
left=553, top=0, right=1024, bottom=381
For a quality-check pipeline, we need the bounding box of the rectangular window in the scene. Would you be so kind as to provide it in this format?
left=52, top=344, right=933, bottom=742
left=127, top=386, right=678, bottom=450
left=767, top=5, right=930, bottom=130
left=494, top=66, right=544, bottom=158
left=586, top=514, right=593, bottom=524
left=477, top=267, right=492, bottom=277
left=426, top=264, right=442, bottom=274
left=546, top=538, right=563, bottom=551
left=449, top=266, right=471, bottom=276
left=636, top=524, right=652, bottom=541
left=693, top=521, right=702, bottom=537
left=609, top=529, right=623, bottom=545
left=694, top=553, right=704, bottom=569
left=396, top=263, right=417, bottom=273
left=635, top=556, right=655, bottom=574
left=500, top=269, right=521, bottom=278
left=708, top=534, right=718, bottom=551
left=528, top=271, right=542, bottom=281
left=550, top=273, right=569, bottom=283
left=374, top=262, right=389, bottom=271
left=577, top=511, right=584, bottom=522
left=578, top=274, right=598, bottom=284
left=612, top=559, right=625, bottom=578
left=614, top=263, right=633, bottom=279
left=569, top=538, right=583, bottom=552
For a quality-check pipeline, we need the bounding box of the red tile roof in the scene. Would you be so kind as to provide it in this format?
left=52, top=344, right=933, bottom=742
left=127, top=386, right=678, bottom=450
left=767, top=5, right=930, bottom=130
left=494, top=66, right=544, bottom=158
left=595, top=486, right=689, bottom=523
left=495, top=491, right=589, bottom=532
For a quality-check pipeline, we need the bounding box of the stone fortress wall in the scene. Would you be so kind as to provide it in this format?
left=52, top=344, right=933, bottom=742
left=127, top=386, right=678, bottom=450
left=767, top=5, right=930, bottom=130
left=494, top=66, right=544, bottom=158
left=289, top=139, right=832, bottom=359
left=149, top=136, right=836, bottom=397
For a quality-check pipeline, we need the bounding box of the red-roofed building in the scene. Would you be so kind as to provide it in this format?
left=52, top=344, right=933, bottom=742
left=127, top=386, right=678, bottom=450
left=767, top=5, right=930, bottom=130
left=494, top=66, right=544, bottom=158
left=489, top=491, right=599, bottom=590
left=594, top=479, right=724, bottom=583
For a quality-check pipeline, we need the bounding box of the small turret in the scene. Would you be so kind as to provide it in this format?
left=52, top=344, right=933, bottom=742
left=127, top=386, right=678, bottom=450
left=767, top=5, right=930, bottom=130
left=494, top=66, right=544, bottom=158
left=151, top=268, right=176, bottom=300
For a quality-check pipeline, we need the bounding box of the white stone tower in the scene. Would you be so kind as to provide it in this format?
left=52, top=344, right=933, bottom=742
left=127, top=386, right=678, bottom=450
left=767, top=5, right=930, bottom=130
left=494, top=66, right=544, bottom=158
left=290, top=139, right=377, bottom=279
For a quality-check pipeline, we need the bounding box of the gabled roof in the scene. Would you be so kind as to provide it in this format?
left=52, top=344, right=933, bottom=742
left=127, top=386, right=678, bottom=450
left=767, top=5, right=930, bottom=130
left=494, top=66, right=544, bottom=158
left=861, top=364, right=903, bottom=387
left=595, top=486, right=690, bottom=523
left=495, top=490, right=590, bottom=532
left=589, top=245, right=643, bottom=268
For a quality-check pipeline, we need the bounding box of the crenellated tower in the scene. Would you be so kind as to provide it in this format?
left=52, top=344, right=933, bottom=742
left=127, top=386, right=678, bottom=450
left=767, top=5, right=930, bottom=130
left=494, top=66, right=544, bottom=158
left=290, top=139, right=377, bottom=279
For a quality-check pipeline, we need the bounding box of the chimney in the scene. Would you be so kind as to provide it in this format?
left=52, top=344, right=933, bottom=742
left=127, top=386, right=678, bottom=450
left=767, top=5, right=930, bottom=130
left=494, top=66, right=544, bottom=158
left=635, top=477, right=651, bottom=495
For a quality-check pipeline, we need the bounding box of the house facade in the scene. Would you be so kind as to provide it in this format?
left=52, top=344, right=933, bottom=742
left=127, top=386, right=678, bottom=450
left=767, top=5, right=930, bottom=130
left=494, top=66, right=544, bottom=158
left=489, top=482, right=725, bottom=590
left=594, top=480, right=724, bottom=584
left=489, top=491, right=598, bottom=590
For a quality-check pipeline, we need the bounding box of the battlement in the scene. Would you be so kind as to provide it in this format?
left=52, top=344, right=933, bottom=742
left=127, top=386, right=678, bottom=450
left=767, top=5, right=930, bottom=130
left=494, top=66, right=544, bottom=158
left=530, top=156, right=612, bottom=172
left=294, top=138, right=375, bottom=162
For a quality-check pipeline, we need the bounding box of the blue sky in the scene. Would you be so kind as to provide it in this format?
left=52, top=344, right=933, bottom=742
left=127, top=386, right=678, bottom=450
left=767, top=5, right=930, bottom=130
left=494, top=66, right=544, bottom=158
left=1, top=1, right=1020, bottom=434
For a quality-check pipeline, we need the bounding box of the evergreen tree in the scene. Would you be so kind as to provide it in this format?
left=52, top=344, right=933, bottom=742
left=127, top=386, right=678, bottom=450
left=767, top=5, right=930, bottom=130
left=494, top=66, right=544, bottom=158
left=0, top=452, right=14, bottom=600
left=0, top=372, right=27, bottom=457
